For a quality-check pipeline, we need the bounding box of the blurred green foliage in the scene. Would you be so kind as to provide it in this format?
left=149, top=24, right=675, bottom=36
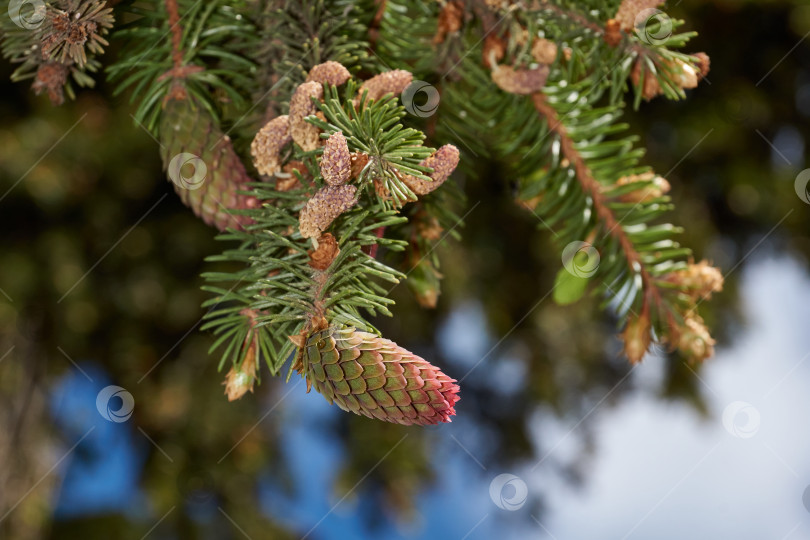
left=1, top=0, right=809, bottom=538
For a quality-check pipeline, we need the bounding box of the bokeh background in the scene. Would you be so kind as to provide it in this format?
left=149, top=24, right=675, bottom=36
left=2, top=1, right=810, bottom=538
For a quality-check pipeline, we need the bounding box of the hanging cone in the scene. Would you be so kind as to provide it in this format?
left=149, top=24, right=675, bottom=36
left=298, top=326, right=459, bottom=426
left=159, top=95, right=257, bottom=231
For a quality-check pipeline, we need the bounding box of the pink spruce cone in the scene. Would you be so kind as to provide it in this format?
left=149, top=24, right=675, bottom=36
left=299, top=326, right=460, bottom=426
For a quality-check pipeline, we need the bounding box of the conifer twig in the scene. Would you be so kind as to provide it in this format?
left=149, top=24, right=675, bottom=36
left=531, top=92, right=665, bottom=317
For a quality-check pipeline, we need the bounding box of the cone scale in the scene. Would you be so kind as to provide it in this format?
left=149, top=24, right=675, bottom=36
left=300, top=326, right=460, bottom=426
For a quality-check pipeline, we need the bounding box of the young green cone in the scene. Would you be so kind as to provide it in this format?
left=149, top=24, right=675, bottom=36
left=160, top=95, right=257, bottom=231
left=298, top=326, right=460, bottom=426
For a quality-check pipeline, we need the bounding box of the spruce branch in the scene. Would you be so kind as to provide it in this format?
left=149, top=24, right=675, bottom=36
left=531, top=92, right=670, bottom=337
left=0, top=0, right=726, bottom=423
left=532, top=93, right=658, bottom=296
left=1, top=0, right=114, bottom=104
left=200, top=63, right=462, bottom=423
left=374, top=1, right=722, bottom=364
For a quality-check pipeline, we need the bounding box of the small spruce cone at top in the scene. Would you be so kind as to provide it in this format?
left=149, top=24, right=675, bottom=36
left=356, top=70, right=413, bottom=103
left=251, top=115, right=291, bottom=177
left=297, top=326, right=460, bottom=426
left=320, top=132, right=352, bottom=185
left=32, top=63, right=69, bottom=105
left=299, top=184, right=358, bottom=238
left=614, top=0, right=665, bottom=32
left=160, top=96, right=257, bottom=231
left=491, top=64, right=549, bottom=95
left=289, top=81, right=324, bottom=151
left=306, top=61, right=352, bottom=86
left=401, top=144, right=460, bottom=195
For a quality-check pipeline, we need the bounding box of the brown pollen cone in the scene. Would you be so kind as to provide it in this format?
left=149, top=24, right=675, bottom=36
left=356, top=70, right=413, bottom=103
left=289, top=81, right=324, bottom=151
left=308, top=233, right=340, bottom=270
left=531, top=38, right=558, bottom=64
left=298, top=184, right=358, bottom=238
left=631, top=59, right=661, bottom=100
left=434, top=1, right=464, bottom=44
left=491, top=64, right=549, bottom=95
left=350, top=152, right=370, bottom=179
left=251, top=115, right=291, bottom=177
left=320, top=132, right=352, bottom=186
left=401, top=144, right=460, bottom=196
left=615, top=0, right=665, bottom=32
left=306, top=61, right=351, bottom=86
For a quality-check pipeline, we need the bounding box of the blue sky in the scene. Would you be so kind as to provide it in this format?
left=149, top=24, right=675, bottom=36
left=48, top=253, right=810, bottom=539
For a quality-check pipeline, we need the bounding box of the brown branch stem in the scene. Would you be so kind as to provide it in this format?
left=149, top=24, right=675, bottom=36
left=165, top=0, right=183, bottom=70
left=531, top=92, right=663, bottom=313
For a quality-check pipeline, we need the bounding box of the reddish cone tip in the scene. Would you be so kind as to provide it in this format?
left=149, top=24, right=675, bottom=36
left=302, top=326, right=460, bottom=426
